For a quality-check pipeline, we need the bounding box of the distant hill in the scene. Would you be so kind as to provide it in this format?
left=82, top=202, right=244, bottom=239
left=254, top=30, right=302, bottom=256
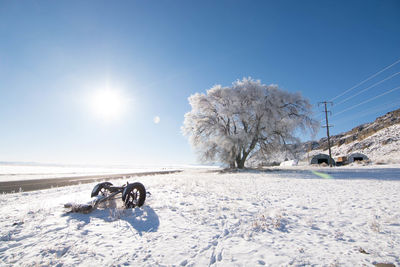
left=301, top=108, right=400, bottom=164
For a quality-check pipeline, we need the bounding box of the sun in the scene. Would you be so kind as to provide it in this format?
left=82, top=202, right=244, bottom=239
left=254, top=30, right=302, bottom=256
left=89, top=89, right=128, bottom=121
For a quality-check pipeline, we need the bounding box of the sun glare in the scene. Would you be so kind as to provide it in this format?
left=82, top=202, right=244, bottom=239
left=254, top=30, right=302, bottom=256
left=89, top=89, right=128, bottom=121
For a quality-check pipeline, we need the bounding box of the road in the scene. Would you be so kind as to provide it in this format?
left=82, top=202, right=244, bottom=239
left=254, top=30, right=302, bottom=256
left=0, top=170, right=182, bottom=193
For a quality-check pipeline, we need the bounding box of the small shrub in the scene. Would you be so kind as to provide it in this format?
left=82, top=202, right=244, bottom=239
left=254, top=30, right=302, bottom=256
left=370, top=220, right=381, bottom=233
left=108, top=208, right=126, bottom=221
left=334, top=230, right=344, bottom=240
left=329, top=259, right=340, bottom=267
left=370, top=214, right=382, bottom=233
left=358, top=247, right=370, bottom=254
left=252, top=212, right=288, bottom=232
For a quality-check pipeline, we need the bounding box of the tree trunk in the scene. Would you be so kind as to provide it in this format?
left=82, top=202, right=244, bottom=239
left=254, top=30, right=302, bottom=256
left=236, top=154, right=248, bottom=169
left=236, top=159, right=245, bottom=169
left=235, top=147, right=251, bottom=169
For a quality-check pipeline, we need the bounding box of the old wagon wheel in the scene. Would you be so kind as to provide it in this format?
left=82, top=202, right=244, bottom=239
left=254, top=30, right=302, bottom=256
left=122, top=182, right=146, bottom=208
left=91, top=182, right=113, bottom=198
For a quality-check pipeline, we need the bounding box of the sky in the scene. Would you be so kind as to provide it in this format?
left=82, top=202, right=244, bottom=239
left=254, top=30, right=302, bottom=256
left=0, top=0, right=399, bottom=166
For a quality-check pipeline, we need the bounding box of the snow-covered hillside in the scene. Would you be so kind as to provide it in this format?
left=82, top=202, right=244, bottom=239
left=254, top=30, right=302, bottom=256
left=314, top=108, right=400, bottom=151
left=304, top=123, right=400, bottom=164
left=1, top=169, right=399, bottom=266
left=292, top=108, right=400, bottom=165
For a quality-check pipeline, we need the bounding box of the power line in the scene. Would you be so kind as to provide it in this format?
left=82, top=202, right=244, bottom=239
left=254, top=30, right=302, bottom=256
left=330, top=57, right=400, bottom=102
left=331, top=98, right=400, bottom=125
left=332, top=85, right=400, bottom=117
left=334, top=71, right=400, bottom=107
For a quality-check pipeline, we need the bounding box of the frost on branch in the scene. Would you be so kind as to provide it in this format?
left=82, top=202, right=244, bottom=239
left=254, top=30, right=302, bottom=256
left=182, top=78, right=318, bottom=168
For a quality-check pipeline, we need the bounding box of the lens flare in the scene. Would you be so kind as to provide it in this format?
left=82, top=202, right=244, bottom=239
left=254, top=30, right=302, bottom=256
left=311, top=170, right=333, bottom=179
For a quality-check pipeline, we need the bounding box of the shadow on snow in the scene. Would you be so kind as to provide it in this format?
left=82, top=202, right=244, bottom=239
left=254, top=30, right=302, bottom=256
left=217, top=167, right=400, bottom=181
left=276, top=168, right=400, bottom=181
left=64, top=205, right=160, bottom=236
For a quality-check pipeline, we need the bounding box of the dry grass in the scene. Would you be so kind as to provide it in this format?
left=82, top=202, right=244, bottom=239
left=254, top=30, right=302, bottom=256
left=252, top=212, right=287, bottom=232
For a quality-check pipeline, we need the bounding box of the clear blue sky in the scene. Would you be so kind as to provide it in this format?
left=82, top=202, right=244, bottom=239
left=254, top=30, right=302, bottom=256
left=1, top=0, right=399, bottom=166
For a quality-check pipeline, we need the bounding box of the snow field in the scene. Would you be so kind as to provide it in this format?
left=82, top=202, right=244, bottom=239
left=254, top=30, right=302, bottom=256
left=1, top=169, right=399, bottom=266
left=0, top=164, right=181, bottom=182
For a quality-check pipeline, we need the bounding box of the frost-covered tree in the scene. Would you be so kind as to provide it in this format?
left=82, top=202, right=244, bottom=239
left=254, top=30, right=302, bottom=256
left=182, top=78, right=318, bottom=169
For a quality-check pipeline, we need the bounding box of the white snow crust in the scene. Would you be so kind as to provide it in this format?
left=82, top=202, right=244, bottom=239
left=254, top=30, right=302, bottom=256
left=280, top=160, right=298, bottom=167
left=1, top=168, right=399, bottom=266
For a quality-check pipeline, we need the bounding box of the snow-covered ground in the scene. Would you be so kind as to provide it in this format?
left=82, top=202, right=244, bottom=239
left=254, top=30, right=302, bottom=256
left=1, top=168, right=399, bottom=266
left=0, top=164, right=186, bottom=182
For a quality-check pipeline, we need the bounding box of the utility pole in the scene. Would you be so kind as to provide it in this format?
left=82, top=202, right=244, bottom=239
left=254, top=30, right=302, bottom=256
left=319, top=101, right=334, bottom=167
